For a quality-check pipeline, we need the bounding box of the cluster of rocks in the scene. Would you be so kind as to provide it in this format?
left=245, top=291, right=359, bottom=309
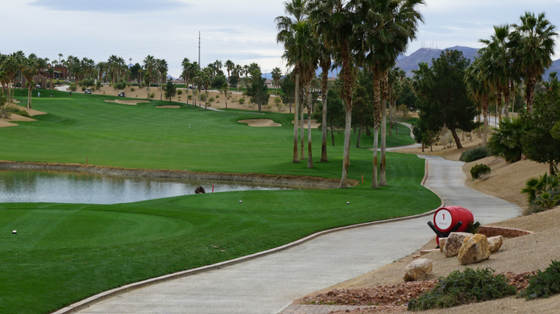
left=403, top=232, right=503, bottom=282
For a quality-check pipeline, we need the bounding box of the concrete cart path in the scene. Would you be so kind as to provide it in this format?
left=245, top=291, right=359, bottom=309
left=73, top=155, right=521, bottom=314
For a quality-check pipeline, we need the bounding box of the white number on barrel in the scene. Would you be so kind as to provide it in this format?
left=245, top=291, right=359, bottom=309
left=435, top=209, right=452, bottom=230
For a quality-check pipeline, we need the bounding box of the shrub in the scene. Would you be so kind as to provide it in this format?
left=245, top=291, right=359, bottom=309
left=140, top=82, right=146, bottom=88
left=150, top=93, right=155, bottom=98
left=520, top=260, right=560, bottom=300
left=238, top=98, right=245, bottom=105
left=215, top=95, right=219, bottom=99
left=408, top=268, right=516, bottom=311
left=81, top=86, right=86, bottom=91
left=177, top=90, right=183, bottom=95
left=521, top=173, right=560, bottom=204
left=7, top=106, right=31, bottom=118
left=209, top=97, right=214, bottom=103
left=130, top=87, right=136, bottom=92
left=459, top=147, right=490, bottom=162
left=69, top=84, right=77, bottom=92
left=487, top=117, right=524, bottom=163
left=200, top=94, right=207, bottom=102
left=96, top=81, right=102, bottom=90
left=470, top=164, right=491, bottom=180
left=114, top=79, right=127, bottom=90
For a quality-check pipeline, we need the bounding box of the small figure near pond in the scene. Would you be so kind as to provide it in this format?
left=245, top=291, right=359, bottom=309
left=195, top=186, right=206, bottom=194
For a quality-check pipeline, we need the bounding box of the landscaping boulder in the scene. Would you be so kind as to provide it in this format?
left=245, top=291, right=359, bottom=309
left=488, top=235, right=503, bottom=253
left=458, top=234, right=491, bottom=265
left=443, top=232, right=472, bottom=257
left=403, top=258, right=433, bottom=282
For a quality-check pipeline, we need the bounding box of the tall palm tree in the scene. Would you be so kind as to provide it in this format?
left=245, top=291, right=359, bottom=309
left=479, top=25, right=517, bottom=120
left=318, top=40, right=332, bottom=162
left=309, top=0, right=357, bottom=187
left=271, top=67, right=282, bottom=96
left=157, top=59, right=168, bottom=100
left=22, top=56, right=38, bottom=109
left=202, top=67, right=212, bottom=109
left=510, top=12, right=557, bottom=114
left=233, top=64, right=243, bottom=91
left=353, top=0, right=425, bottom=188
left=276, top=0, right=308, bottom=164
left=465, top=58, right=491, bottom=146
left=143, top=55, right=155, bottom=100
left=225, top=60, right=235, bottom=79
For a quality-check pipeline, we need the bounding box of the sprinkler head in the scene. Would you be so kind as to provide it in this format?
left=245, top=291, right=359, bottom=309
left=239, top=200, right=243, bottom=203
left=12, top=230, right=17, bottom=234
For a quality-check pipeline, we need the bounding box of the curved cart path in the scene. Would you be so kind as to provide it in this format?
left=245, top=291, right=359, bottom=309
left=68, top=156, right=521, bottom=314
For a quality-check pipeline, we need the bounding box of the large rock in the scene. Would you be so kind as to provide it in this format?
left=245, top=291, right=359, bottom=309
left=488, top=235, right=503, bottom=253
left=439, top=238, right=447, bottom=252
left=443, top=232, right=472, bottom=257
left=403, top=258, right=433, bottom=282
left=458, top=234, right=491, bottom=265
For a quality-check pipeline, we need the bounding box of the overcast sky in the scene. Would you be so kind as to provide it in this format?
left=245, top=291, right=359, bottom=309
left=2, top=0, right=559, bottom=77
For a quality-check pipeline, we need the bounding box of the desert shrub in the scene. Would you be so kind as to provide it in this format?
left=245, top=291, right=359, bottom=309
left=69, top=84, right=77, bottom=92
left=150, top=93, right=155, bottom=98
left=7, top=106, right=31, bottom=118
left=82, top=78, right=95, bottom=87
left=140, top=82, right=146, bottom=88
left=522, top=173, right=560, bottom=205
left=96, top=81, right=102, bottom=90
left=177, top=89, right=182, bottom=95
left=188, top=95, right=192, bottom=99
left=470, top=164, right=491, bottom=180
left=215, top=95, right=219, bottom=99
left=408, top=268, right=516, bottom=311
left=520, top=260, right=560, bottom=300
left=81, top=86, right=86, bottom=91
left=114, top=79, right=127, bottom=90
left=200, top=94, right=207, bottom=102
left=532, top=189, right=560, bottom=209
left=209, top=97, right=214, bottom=103
left=238, top=98, right=245, bottom=105
left=130, top=87, right=136, bottom=92
left=459, top=147, right=490, bottom=162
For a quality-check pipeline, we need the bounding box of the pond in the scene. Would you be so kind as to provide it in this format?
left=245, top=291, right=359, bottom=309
left=0, top=170, right=296, bottom=205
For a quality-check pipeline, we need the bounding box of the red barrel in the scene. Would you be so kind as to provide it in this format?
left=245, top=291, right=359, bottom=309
left=433, top=206, right=473, bottom=233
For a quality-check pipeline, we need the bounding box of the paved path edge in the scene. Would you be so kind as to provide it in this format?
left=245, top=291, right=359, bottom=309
left=51, top=158, right=443, bottom=314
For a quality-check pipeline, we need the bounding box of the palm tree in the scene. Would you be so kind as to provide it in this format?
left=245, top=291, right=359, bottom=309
left=143, top=55, right=155, bottom=99
left=202, top=67, right=212, bottom=109
left=225, top=60, right=235, bottom=79
left=271, top=67, right=282, bottom=96
left=353, top=0, right=425, bottom=188
left=308, top=0, right=357, bottom=186
left=465, top=58, right=491, bottom=146
left=157, top=59, right=168, bottom=100
left=22, top=56, right=38, bottom=109
left=47, top=63, right=55, bottom=90
left=510, top=12, right=558, bottom=114
left=233, top=64, right=243, bottom=91
left=276, top=0, right=307, bottom=164
left=318, top=40, right=332, bottom=162
left=479, top=25, right=517, bottom=120
left=58, top=53, right=63, bottom=64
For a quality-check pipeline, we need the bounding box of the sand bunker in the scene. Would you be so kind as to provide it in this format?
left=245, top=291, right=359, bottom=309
left=7, top=114, right=36, bottom=122
left=7, top=104, right=46, bottom=117
left=292, top=119, right=320, bottom=128
left=0, top=120, right=18, bottom=128
left=156, top=105, right=181, bottom=109
left=239, top=119, right=281, bottom=127
left=105, top=100, right=150, bottom=106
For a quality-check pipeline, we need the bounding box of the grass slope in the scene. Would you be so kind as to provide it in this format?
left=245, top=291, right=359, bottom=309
left=0, top=90, right=439, bottom=313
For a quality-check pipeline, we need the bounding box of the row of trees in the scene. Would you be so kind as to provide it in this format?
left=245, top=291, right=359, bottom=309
left=277, top=0, right=425, bottom=188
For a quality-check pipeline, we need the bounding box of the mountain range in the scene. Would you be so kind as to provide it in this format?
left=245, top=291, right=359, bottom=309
left=396, top=46, right=560, bottom=80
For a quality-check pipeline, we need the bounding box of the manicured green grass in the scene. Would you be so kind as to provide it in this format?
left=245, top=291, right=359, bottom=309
left=0, top=90, right=438, bottom=313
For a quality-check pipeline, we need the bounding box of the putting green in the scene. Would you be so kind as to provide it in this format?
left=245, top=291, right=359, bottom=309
left=0, top=209, right=193, bottom=250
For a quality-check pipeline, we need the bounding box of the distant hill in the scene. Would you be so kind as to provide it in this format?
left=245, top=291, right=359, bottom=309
left=544, top=59, right=560, bottom=80
left=396, top=46, right=479, bottom=76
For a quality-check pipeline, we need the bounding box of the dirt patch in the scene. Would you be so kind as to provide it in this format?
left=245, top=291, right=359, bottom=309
left=463, top=157, right=548, bottom=208
left=156, top=105, right=181, bottom=109
left=239, top=119, right=281, bottom=127
left=104, top=100, right=150, bottom=106
left=292, top=119, right=320, bottom=129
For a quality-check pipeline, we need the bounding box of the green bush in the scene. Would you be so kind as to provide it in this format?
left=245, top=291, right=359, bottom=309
left=200, top=94, right=207, bottom=102
left=7, top=106, right=31, bottom=118
left=140, top=82, right=146, bottom=88
left=114, top=79, right=127, bottom=90
left=238, top=98, right=245, bottom=105
left=460, top=147, right=490, bottom=162
left=521, top=260, right=560, bottom=300
left=81, top=86, right=86, bottom=91
left=130, top=87, right=136, bottom=92
left=96, top=81, right=102, bottom=90
left=470, top=164, right=491, bottom=180
left=69, top=84, right=77, bottom=92
left=177, top=89, right=183, bottom=95
left=150, top=93, right=155, bottom=98
left=408, top=268, right=516, bottom=311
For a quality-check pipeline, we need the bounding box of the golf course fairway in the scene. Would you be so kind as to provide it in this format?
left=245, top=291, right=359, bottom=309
left=0, top=90, right=440, bottom=313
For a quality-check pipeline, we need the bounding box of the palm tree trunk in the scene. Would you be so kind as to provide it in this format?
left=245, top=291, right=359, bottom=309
left=372, top=126, right=379, bottom=189
left=306, top=82, right=314, bottom=168
left=341, top=106, right=352, bottom=188
left=526, top=73, right=536, bottom=114
left=205, top=90, right=208, bottom=110
left=321, top=67, right=329, bottom=162
left=331, top=121, right=335, bottom=146
left=504, top=88, right=510, bottom=118
left=379, top=71, right=388, bottom=187
left=293, top=74, right=300, bottom=163
left=483, top=96, right=489, bottom=146
left=300, top=95, right=305, bottom=160
left=497, top=91, right=503, bottom=121
left=356, top=123, right=362, bottom=148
